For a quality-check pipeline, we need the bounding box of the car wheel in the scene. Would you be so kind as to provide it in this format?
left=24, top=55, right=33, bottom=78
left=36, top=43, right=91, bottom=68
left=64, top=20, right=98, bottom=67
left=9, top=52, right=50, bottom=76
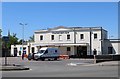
left=35, top=59, right=38, bottom=61
left=54, top=58, right=57, bottom=60
left=41, top=58, right=45, bottom=61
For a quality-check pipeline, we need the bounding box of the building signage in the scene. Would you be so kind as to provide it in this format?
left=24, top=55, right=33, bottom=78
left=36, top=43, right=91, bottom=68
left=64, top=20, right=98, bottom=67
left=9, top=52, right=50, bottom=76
left=52, top=31, right=69, bottom=34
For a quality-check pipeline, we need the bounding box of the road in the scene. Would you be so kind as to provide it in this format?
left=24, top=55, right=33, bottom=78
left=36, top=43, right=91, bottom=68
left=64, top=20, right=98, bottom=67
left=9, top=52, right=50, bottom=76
left=1, top=57, right=119, bottom=77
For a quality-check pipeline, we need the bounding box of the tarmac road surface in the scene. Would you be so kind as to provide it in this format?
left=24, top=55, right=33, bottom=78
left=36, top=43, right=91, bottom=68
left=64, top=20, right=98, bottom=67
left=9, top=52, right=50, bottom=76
left=1, top=57, right=119, bottom=77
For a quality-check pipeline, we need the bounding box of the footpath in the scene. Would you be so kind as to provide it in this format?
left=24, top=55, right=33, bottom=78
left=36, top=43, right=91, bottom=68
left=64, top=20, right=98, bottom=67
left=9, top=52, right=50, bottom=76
left=96, top=61, right=119, bottom=66
left=0, top=64, right=29, bottom=71
left=0, top=57, right=30, bottom=71
left=82, top=61, right=120, bottom=66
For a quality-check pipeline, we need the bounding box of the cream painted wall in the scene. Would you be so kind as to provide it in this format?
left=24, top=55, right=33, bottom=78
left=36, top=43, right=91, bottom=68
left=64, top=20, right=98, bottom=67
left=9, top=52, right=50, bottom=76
left=76, top=31, right=90, bottom=43
left=111, top=43, right=120, bottom=54
left=58, top=46, right=74, bottom=55
left=11, top=45, right=28, bottom=56
left=34, top=28, right=107, bottom=55
left=35, top=31, right=75, bottom=44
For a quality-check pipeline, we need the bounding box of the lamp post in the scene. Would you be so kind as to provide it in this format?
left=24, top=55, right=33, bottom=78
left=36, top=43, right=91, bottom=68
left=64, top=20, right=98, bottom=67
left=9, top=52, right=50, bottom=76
left=19, top=23, right=27, bottom=56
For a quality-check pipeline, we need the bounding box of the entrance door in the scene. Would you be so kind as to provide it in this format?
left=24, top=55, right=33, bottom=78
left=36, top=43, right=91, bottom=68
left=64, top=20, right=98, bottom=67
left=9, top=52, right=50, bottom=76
left=14, top=48, right=17, bottom=57
left=32, top=47, right=35, bottom=53
left=77, top=46, right=87, bottom=58
left=108, top=47, right=113, bottom=54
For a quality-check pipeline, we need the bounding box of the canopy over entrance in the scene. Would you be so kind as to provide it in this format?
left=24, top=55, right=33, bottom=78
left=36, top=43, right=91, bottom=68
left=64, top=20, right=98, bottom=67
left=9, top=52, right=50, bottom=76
left=32, top=43, right=88, bottom=47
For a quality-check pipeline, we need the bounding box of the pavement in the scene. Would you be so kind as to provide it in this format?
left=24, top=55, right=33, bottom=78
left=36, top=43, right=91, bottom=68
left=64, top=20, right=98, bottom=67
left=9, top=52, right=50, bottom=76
left=0, top=64, right=30, bottom=71
left=97, top=61, right=120, bottom=66
left=67, top=60, right=119, bottom=66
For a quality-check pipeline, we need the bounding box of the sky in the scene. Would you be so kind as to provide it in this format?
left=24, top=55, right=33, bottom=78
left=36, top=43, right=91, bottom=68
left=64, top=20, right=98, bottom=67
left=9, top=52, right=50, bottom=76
left=2, top=2, right=118, bottom=40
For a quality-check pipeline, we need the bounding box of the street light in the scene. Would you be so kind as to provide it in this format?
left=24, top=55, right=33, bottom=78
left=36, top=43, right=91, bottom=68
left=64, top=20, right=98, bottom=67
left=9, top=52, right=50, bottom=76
left=19, top=23, right=27, bottom=56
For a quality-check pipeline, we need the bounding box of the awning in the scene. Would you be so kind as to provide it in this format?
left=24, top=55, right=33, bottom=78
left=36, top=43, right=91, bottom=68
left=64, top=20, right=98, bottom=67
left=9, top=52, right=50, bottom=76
left=62, top=43, right=88, bottom=46
left=32, top=43, right=88, bottom=46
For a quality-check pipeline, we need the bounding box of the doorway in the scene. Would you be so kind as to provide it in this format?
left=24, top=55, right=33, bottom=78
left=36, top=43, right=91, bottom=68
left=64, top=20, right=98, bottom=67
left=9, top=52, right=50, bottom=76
left=108, top=47, right=113, bottom=54
left=32, top=47, right=35, bottom=53
left=77, top=46, right=87, bottom=58
left=14, top=48, right=17, bottom=57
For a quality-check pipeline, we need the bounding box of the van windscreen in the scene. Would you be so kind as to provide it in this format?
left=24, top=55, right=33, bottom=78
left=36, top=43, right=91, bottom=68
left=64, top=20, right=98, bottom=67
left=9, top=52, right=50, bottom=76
left=37, top=50, right=45, bottom=54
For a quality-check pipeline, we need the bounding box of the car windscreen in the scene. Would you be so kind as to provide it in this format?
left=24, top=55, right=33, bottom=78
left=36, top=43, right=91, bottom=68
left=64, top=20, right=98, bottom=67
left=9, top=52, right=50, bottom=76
left=37, top=50, right=45, bottom=54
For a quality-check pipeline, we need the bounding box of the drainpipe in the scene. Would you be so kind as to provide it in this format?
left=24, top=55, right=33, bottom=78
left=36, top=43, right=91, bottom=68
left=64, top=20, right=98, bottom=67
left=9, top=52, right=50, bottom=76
left=73, top=28, right=76, bottom=44
left=90, top=28, right=92, bottom=55
left=73, top=28, right=76, bottom=56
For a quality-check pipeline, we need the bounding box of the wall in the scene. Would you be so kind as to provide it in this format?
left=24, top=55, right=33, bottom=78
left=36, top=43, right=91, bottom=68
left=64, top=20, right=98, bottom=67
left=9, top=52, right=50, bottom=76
left=11, top=44, right=37, bottom=56
left=11, top=45, right=28, bottom=56
left=34, top=27, right=107, bottom=55
left=111, top=42, right=120, bottom=54
left=103, top=40, right=120, bottom=55
left=35, top=31, right=74, bottom=44
left=57, top=46, right=74, bottom=55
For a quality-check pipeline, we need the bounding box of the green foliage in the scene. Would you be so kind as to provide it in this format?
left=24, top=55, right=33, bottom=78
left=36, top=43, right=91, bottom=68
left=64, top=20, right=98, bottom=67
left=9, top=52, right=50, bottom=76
left=18, top=39, right=23, bottom=44
left=29, top=35, right=34, bottom=42
left=6, top=33, right=19, bottom=49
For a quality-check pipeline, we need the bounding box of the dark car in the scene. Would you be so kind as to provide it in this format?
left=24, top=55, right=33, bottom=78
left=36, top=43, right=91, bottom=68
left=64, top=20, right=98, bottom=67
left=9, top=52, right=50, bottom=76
left=28, top=53, right=36, bottom=60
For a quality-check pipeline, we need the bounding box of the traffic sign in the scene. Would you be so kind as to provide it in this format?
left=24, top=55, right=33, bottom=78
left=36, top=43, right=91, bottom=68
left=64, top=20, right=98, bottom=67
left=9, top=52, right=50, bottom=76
left=2, top=36, right=9, bottom=42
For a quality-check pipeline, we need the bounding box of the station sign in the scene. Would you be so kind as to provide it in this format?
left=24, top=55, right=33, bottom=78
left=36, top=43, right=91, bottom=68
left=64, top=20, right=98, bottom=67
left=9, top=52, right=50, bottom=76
left=52, top=31, right=69, bottom=34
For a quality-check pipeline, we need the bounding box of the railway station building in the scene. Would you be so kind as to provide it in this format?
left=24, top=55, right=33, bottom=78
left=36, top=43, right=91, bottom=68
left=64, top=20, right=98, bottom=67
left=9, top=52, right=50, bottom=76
left=11, top=26, right=120, bottom=57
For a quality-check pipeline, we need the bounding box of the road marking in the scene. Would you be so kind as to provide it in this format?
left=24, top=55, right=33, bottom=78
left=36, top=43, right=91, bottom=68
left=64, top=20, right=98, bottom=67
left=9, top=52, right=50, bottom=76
left=67, top=63, right=77, bottom=66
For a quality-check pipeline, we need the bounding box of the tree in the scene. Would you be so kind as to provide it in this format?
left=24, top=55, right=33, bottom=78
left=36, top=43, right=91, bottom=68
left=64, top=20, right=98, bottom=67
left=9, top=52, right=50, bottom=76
left=18, top=39, right=23, bottom=44
left=2, top=33, right=19, bottom=57
left=29, top=35, right=34, bottom=42
left=7, top=33, right=19, bottom=49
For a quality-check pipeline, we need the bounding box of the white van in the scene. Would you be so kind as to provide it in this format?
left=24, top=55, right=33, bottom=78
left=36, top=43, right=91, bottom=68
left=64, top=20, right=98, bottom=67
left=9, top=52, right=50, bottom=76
left=34, top=47, right=60, bottom=61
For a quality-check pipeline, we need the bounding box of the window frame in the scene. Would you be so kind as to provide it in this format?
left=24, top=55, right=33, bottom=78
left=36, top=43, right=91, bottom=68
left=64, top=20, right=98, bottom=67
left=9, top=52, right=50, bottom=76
left=67, top=47, right=71, bottom=51
left=80, top=34, right=84, bottom=39
left=67, top=34, right=70, bottom=40
left=59, top=35, right=62, bottom=41
left=51, top=35, right=54, bottom=40
left=94, top=33, right=97, bottom=39
left=40, top=35, right=43, bottom=40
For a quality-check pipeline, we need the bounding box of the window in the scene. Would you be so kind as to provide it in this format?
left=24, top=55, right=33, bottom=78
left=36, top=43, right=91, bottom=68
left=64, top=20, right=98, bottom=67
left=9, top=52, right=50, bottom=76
left=94, top=33, right=97, bottom=39
left=55, top=50, right=57, bottom=53
left=67, top=47, right=71, bottom=51
left=80, top=34, right=84, bottom=39
left=67, top=34, right=70, bottom=40
left=59, top=35, right=62, bottom=40
left=51, top=35, right=54, bottom=40
left=40, top=35, right=43, bottom=40
left=108, top=47, right=113, bottom=54
left=44, top=50, right=48, bottom=54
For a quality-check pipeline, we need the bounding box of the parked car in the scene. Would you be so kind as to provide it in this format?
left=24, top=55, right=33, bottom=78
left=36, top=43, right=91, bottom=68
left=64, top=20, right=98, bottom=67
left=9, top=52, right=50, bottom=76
left=28, top=53, right=36, bottom=60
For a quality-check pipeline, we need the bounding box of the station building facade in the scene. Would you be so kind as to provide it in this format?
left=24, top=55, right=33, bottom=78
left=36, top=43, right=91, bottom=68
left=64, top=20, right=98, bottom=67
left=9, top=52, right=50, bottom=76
left=11, top=26, right=120, bottom=57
